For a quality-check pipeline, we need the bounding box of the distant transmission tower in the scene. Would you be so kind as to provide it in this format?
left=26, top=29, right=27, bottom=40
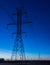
left=38, top=52, right=40, bottom=60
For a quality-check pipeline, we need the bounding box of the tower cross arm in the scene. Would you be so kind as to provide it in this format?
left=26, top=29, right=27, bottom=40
left=23, top=21, right=32, bottom=24
left=7, top=22, right=17, bottom=29
left=12, top=32, right=26, bottom=34
left=7, top=22, right=17, bottom=25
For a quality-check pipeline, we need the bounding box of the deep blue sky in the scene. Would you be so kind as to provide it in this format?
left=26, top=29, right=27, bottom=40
left=0, top=0, right=50, bottom=59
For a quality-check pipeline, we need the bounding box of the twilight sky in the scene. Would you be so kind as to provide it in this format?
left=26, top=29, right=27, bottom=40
left=0, top=0, right=50, bottom=59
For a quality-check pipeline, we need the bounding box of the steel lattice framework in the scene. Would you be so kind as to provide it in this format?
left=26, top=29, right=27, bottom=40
left=7, top=8, right=32, bottom=60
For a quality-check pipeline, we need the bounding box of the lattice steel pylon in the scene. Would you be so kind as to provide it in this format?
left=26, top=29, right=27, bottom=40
left=7, top=0, right=32, bottom=60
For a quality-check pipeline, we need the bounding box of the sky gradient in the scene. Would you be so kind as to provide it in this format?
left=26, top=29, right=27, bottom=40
left=0, top=0, right=50, bottom=59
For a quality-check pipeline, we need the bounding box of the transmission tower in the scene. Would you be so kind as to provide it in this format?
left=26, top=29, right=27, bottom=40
left=7, top=0, right=32, bottom=60
left=7, top=1, right=32, bottom=60
left=38, top=52, right=40, bottom=60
